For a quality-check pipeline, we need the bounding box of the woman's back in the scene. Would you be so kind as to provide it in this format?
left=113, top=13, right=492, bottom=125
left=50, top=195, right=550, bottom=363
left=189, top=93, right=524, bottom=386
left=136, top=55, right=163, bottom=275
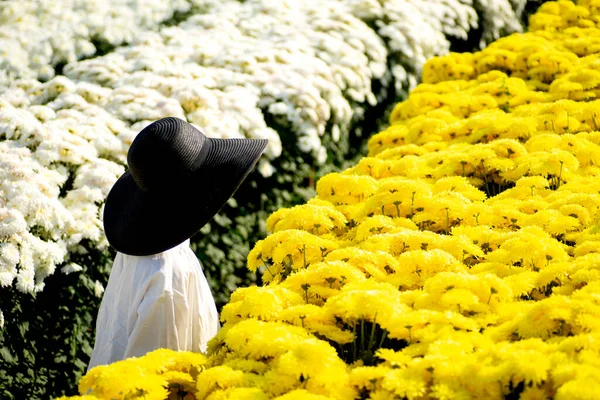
left=88, top=239, right=219, bottom=370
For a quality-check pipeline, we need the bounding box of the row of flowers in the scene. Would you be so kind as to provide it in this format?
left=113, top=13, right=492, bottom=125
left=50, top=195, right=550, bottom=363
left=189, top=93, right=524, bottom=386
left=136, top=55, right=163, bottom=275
left=58, top=0, right=531, bottom=162
left=0, top=0, right=535, bottom=326
left=64, top=1, right=600, bottom=399
left=0, top=0, right=198, bottom=86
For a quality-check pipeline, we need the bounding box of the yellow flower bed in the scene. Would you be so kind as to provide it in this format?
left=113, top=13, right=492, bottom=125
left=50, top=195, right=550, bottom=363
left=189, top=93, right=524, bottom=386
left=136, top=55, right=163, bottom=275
left=65, top=1, right=600, bottom=399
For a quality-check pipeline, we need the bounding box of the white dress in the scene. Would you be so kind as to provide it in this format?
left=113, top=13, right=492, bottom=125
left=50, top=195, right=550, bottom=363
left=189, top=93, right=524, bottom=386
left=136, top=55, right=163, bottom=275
left=87, top=239, right=220, bottom=370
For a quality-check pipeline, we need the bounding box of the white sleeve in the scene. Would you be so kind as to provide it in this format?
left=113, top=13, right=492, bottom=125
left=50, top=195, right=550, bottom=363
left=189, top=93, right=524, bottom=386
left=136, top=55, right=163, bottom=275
left=123, top=271, right=190, bottom=359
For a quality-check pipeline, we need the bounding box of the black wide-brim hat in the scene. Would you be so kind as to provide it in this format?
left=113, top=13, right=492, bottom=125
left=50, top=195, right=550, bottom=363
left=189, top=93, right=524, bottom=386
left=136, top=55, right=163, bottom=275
left=103, top=117, right=268, bottom=256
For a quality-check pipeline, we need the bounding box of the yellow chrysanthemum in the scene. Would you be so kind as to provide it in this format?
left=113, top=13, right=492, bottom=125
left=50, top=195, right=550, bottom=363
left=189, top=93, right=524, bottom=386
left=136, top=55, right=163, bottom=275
left=316, top=173, right=378, bottom=205
left=221, top=286, right=304, bottom=324
left=163, top=371, right=196, bottom=395
left=204, top=387, right=269, bottom=400
left=267, top=202, right=347, bottom=236
left=281, top=261, right=367, bottom=304
left=196, top=366, right=247, bottom=399
left=272, top=389, right=337, bottom=399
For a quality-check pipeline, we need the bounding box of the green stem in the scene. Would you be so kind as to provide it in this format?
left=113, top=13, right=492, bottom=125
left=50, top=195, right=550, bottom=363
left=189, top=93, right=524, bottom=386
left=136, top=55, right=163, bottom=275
left=302, top=244, right=307, bottom=268
left=557, top=161, right=564, bottom=189
left=378, top=330, right=388, bottom=348
left=260, top=257, right=275, bottom=278
left=352, top=321, right=358, bottom=361
left=367, top=314, right=378, bottom=351
left=360, top=317, right=365, bottom=353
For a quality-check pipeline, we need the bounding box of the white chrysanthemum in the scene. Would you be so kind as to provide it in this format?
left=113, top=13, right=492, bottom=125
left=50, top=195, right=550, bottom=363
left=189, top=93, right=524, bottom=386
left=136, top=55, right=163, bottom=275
left=61, top=262, right=83, bottom=275
left=0, top=242, right=19, bottom=287
left=15, top=265, right=35, bottom=293
left=93, top=280, right=105, bottom=298
left=0, top=208, right=27, bottom=240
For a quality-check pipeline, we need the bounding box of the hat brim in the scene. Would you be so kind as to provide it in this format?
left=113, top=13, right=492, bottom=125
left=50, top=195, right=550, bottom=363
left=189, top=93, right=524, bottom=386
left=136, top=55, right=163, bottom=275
left=103, top=137, right=268, bottom=256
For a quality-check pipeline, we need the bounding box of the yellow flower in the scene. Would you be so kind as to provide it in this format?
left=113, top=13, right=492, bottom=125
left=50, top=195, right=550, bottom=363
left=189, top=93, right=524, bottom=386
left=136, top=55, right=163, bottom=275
left=163, top=371, right=196, bottom=395
left=79, top=359, right=169, bottom=399
left=432, top=176, right=487, bottom=201
left=374, top=144, right=430, bottom=160
left=502, top=270, right=540, bottom=297
left=555, top=375, right=600, bottom=400
left=281, top=260, right=367, bottom=304
left=222, top=359, right=269, bottom=374
left=247, top=230, right=340, bottom=282
left=574, top=240, right=600, bottom=257
left=279, top=304, right=354, bottom=344
left=266, top=202, right=347, bottom=236
left=323, top=280, right=409, bottom=330
left=324, top=247, right=401, bottom=280
left=221, top=319, right=311, bottom=360
left=379, top=368, right=428, bottom=400
left=360, top=229, right=482, bottom=262
left=522, top=209, right=580, bottom=236
left=316, top=173, right=378, bottom=205
left=515, top=296, right=574, bottom=339
left=429, top=383, right=472, bottom=400
left=350, top=215, right=417, bottom=243
left=205, top=387, right=269, bottom=400
left=170, top=351, right=208, bottom=378
left=221, top=286, right=304, bottom=324
left=484, top=226, right=569, bottom=271
left=421, top=53, right=476, bottom=85
left=519, top=385, right=552, bottom=400
left=367, top=124, right=409, bottom=155
left=354, top=177, right=434, bottom=220
left=195, top=366, right=247, bottom=399
left=388, top=249, right=466, bottom=289
left=423, top=272, right=512, bottom=310
left=272, top=389, right=337, bottom=399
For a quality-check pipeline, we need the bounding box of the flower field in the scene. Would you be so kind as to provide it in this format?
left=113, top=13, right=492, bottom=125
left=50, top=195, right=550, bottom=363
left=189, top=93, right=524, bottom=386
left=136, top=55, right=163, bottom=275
left=0, top=0, right=554, bottom=398
left=56, top=0, right=600, bottom=399
left=0, top=0, right=532, bottom=313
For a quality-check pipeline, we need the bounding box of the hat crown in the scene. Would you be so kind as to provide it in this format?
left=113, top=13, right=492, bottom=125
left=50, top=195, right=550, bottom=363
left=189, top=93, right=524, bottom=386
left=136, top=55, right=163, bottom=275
left=127, top=117, right=205, bottom=191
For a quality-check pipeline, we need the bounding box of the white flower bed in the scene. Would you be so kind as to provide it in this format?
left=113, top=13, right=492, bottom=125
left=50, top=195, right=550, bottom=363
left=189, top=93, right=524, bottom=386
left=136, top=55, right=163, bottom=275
left=0, top=0, right=533, bottom=326
left=0, top=0, right=195, bottom=86
left=64, top=0, right=389, bottom=166
left=0, top=78, right=133, bottom=299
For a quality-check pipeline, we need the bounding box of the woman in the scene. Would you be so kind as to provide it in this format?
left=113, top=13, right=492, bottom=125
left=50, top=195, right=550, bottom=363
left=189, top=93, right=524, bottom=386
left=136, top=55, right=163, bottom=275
left=88, top=117, right=267, bottom=370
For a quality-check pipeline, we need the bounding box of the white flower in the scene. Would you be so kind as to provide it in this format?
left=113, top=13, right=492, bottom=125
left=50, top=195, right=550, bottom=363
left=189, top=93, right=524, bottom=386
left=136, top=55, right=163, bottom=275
left=0, top=208, right=27, bottom=240
left=61, top=262, right=83, bottom=275
left=257, top=159, right=276, bottom=178
left=93, top=280, right=105, bottom=298
left=15, top=266, right=35, bottom=293
left=0, top=242, right=19, bottom=270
